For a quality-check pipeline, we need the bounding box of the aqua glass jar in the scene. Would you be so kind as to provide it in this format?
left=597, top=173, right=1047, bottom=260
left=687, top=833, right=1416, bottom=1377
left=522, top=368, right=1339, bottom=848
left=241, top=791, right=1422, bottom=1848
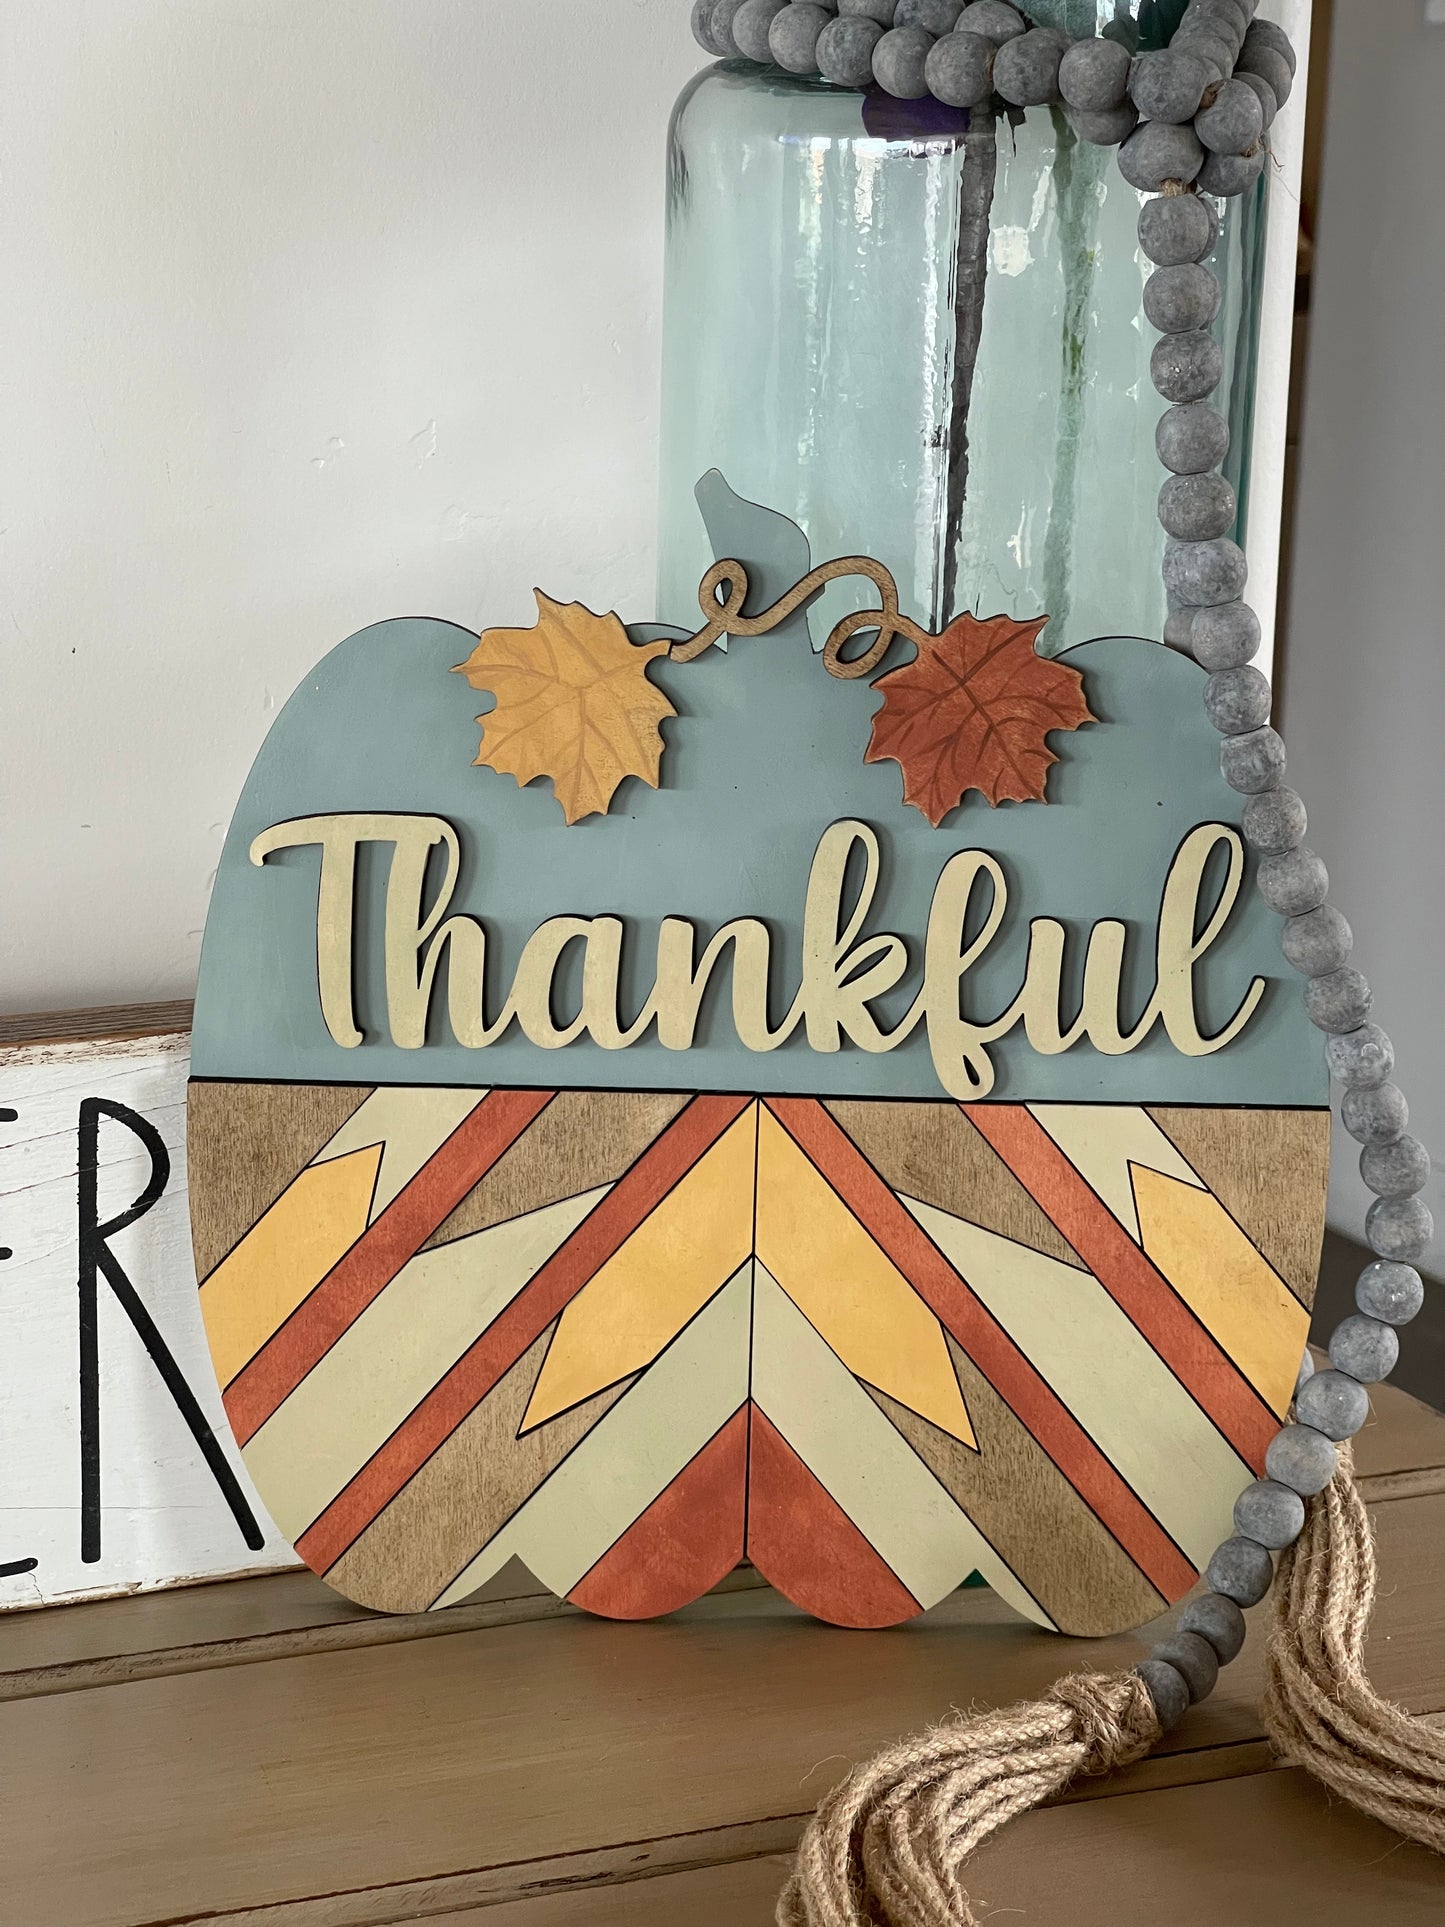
left=657, top=46, right=1267, bottom=655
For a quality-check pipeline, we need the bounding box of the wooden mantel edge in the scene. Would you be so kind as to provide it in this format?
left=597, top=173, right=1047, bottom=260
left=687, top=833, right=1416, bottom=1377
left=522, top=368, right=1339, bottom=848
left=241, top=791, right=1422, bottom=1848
left=0, top=999, right=194, bottom=1050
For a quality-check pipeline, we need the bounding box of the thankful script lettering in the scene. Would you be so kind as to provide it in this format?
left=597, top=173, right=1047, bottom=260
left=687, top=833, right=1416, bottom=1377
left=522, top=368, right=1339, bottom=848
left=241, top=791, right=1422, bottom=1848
left=250, top=814, right=1266, bottom=1099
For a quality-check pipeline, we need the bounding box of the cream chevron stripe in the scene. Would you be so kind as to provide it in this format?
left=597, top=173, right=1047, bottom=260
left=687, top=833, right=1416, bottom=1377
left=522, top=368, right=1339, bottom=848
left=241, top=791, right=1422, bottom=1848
left=243, top=1183, right=610, bottom=1543
left=1025, top=1103, right=1202, bottom=1241
left=901, top=1199, right=1252, bottom=1571
left=311, top=1085, right=488, bottom=1219
left=432, top=1262, right=753, bottom=1609
left=749, top=1264, right=1053, bottom=1630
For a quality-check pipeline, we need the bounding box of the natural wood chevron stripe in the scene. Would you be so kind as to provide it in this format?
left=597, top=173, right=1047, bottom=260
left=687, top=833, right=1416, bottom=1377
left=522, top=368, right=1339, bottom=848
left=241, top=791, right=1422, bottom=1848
left=296, top=1095, right=753, bottom=1576
left=870, top=1341, right=1170, bottom=1638
left=224, top=1088, right=555, bottom=1446
left=964, top=1104, right=1280, bottom=1472
left=825, top=1097, right=1085, bottom=1269
left=761, top=1097, right=1196, bottom=1601
left=1146, top=1105, right=1331, bottom=1307
left=423, top=1089, right=693, bottom=1249
left=324, top=1326, right=630, bottom=1615
left=188, top=1079, right=372, bottom=1280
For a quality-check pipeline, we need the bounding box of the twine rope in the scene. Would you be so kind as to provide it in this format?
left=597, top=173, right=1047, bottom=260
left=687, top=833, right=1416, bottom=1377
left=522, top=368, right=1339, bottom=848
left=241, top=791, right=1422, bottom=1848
left=1263, top=1444, right=1445, bottom=1852
left=777, top=1671, right=1160, bottom=1926
left=780, top=1454, right=1445, bottom=1925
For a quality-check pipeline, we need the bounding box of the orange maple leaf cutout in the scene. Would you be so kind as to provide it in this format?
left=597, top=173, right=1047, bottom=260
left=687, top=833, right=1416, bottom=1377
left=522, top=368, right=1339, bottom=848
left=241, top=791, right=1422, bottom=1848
left=864, top=612, right=1094, bottom=822
left=453, top=593, right=677, bottom=825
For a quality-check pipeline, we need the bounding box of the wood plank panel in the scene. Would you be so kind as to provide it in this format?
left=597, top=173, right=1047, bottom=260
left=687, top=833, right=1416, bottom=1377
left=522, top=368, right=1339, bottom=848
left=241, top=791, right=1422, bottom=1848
left=0, top=1002, right=192, bottom=1048
left=449, top=1767, right=1445, bottom=1927
left=3, top=1488, right=1442, bottom=1927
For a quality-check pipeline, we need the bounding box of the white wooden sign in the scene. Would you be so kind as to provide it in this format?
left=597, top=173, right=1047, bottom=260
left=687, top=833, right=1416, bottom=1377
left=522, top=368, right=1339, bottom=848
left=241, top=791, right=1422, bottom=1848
left=0, top=1016, right=293, bottom=1610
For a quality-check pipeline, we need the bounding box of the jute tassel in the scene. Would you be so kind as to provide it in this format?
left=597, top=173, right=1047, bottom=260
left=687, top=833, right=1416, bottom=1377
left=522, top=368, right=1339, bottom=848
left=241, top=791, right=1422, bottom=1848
left=780, top=1449, right=1445, bottom=1926
left=776, top=1670, right=1161, bottom=1926
left=1263, top=1443, right=1445, bottom=1851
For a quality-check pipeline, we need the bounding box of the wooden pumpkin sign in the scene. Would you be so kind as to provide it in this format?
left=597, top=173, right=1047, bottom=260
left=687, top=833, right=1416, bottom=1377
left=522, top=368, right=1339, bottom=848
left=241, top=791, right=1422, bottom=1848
left=189, top=475, right=1329, bottom=1636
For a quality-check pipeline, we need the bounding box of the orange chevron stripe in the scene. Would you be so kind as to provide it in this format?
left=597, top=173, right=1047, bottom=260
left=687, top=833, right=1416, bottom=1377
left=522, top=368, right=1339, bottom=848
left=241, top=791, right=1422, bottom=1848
left=745, top=1405, right=920, bottom=1628
left=963, top=1104, right=1278, bottom=1470
left=567, top=1406, right=748, bottom=1620
left=224, top=1088, right=555, bottom=1445
left=763, top=1097, right=1198, bottom=1600
left=297, top=1093, right=753, bottom=1575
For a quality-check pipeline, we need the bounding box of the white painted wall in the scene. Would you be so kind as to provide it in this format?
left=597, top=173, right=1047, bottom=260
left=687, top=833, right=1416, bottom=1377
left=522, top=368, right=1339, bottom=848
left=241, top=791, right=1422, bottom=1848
left=0, top=0, right=705, bottom=1011
left=1284, top=0, right=1445, bottom=1242
left=7, top=2, right=1420, bottom=1255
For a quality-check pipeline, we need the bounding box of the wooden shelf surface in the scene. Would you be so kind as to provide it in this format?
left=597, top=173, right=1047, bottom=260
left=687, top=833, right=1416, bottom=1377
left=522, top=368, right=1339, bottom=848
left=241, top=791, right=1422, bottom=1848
left=2, top=1388, right=1442, bottom=1926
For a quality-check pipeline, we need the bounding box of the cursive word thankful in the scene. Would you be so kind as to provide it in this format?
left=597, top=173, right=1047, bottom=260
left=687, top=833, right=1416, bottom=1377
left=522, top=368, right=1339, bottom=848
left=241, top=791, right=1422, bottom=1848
left=251, top=813, right=1266, bottom=1099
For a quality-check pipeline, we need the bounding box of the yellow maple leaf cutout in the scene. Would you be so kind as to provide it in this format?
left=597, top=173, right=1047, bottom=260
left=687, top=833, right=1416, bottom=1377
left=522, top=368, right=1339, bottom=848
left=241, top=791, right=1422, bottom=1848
left=453, top=592, right=677, bottom=825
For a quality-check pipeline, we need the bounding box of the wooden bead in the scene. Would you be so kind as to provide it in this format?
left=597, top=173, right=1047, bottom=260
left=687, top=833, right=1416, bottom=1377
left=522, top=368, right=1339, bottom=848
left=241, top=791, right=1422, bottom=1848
left=1304, top=966, right=1373, bottom=1035
left=1329, top=1312, right=1401, bottom=1384
left=1195, top=79, right=1264, bottom=156
left=1256, top=846, right=1328, bottom=917
left=1235, top=70, right=1279, bottom=129
left=1171, top=26, right=1231, bottom=86
left=1355, top=1260, right=1424, bottom=1327
left=1165, top=535, right=1246, bottom=605
left=1160, top=473, right=1237, bottom=544
left=1233, top=1477, right=1305, bottom=1550
left=1325, top=1023, right=1395, bottom=1092
left=839, top=0, right=898, bottom=18
left=1138, top=192, right=1216, bottom=266
left=692, top=0, right=727, bottom=56
left=1197, top=147, right=1266, bottom=199
left=1119, top=120, right=1206, bottom=191
left=1059, top=36, right=1131, bottom=112
left=1241, top=785, right=1306, bottom=853
left=1366, top=1196, right=1434, bottom=1266
left=1178, top=1591, right=1247, bottom=1664
left=1151, top=1629, right=1219, bottom=1703
left=1194, top=0, right=1251, bottom=50
left=1238, top=39, right=1292, bottom=109
left=1129, top=48, right=1211, bottom=124
left=730, top=0, right=787, bottom=60
left=1144, top=263, right=1223, bottom=333
left=872, top=25, right=936, bottom=97
left=992, top=28, right=1068, bottom=107
left=1296, top=1369, right=1371, bottom=1443
left=818, top=14, right=886, bottom=84
left=1203, top=663, right=1270, bottom=734
left=1137, top=1658, right=1190, bottom=1731
left=1246, top=18, right=1298, bottom=77
left=924, top=29, right=995, bottom=106
left=1342, top=1081, right=1409, bottom=1146
left=769, top=2, right=833, bottom=73
left=1265, top=1423, right=1337, bottom=1497
left=1220, top=725, right=1285, bottom=795
left=1280, top=905, right=1353, bottom=977
left=954, top=0, right=1024, bottom=44
left=1361, top=1133, right=1431, bottom=1201
left=1156, top=402, right=1230, bottom=475
left=1163, top=606, right=1197, bottom=650
left=1151, top=328, right=1224, bottom=403
left=1206, top=1534, right=1274, bottom=1606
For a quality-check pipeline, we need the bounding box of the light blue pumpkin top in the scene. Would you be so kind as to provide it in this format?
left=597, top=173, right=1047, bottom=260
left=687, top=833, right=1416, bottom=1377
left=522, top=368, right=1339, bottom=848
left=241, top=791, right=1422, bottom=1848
left=193, top=480, right=1325, bottom=1107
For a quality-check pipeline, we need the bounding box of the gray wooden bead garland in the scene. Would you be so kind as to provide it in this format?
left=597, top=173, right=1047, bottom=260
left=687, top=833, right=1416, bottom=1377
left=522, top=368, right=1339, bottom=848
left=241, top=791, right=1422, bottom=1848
left=693, top=0, right=1277, bottom=189
left=687, top=0, right=1437, bottom=1754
